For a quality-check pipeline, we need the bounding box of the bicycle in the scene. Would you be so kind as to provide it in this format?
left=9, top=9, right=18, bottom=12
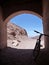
left=32, top=30, right=49, bottom=65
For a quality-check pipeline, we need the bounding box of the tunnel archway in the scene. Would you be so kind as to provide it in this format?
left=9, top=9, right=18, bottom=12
left=4, top=10, right=42, bottom=24
left=3, top=10, right=44, bottom=49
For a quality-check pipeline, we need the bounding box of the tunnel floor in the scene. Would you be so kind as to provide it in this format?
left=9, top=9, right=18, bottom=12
left=0, top=47, right=36, bottom=65
left=0, top=47, right=49, bottom=65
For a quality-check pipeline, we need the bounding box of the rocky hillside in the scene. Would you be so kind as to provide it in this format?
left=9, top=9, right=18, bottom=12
left=7, top=22, right=28, bottom=40
left=7, top=22, right=44, bottom=49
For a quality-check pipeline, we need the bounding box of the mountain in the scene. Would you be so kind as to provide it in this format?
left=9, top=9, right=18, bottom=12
left=7, top=22, right=28, bottom=40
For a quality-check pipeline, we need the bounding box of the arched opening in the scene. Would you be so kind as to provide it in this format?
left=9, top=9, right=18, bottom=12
left=1, top=10, right=45, bottom=65
left=4, top=10, right=44, bottom=49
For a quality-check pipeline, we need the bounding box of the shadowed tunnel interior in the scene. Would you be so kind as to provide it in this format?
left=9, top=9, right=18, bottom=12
left=0, top=0, right=49, bottom=65
left=0, top=47, right=49, bottom=65
left=0, top=47, right=34, bottom=65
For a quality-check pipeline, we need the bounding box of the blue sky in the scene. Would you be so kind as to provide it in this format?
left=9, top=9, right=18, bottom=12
left=10, top=14, right=43, bottom=37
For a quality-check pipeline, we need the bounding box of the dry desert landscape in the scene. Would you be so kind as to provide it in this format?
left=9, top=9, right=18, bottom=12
left=7, top=22, right=44, bottom=49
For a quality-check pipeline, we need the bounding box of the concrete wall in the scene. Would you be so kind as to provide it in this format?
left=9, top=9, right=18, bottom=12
left=2, top=0, right=42, bottom=20
left=43, top=0, right=49, bottom=51
left=0, top=6, right=7, bottom=49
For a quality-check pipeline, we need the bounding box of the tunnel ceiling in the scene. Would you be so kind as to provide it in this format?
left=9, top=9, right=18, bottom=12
left=0, top=0, right=43, bottom=20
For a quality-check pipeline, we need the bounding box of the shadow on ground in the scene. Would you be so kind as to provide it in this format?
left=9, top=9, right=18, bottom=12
left=0, top=47, right=35, bottom=65
left=0, top=47, right=49, bottom=65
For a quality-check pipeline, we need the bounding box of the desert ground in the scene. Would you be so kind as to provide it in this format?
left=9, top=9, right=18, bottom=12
left=7, top=36, right=44, bottom=49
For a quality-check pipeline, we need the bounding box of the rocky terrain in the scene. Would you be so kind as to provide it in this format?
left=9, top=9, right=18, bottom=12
left=7, top=22, right=44, bottom=49
left=7, top=22, right=28, bottom=40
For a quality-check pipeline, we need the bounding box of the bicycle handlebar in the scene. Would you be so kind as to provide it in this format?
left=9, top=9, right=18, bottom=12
left=34, top=30, right=49, bottom=37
